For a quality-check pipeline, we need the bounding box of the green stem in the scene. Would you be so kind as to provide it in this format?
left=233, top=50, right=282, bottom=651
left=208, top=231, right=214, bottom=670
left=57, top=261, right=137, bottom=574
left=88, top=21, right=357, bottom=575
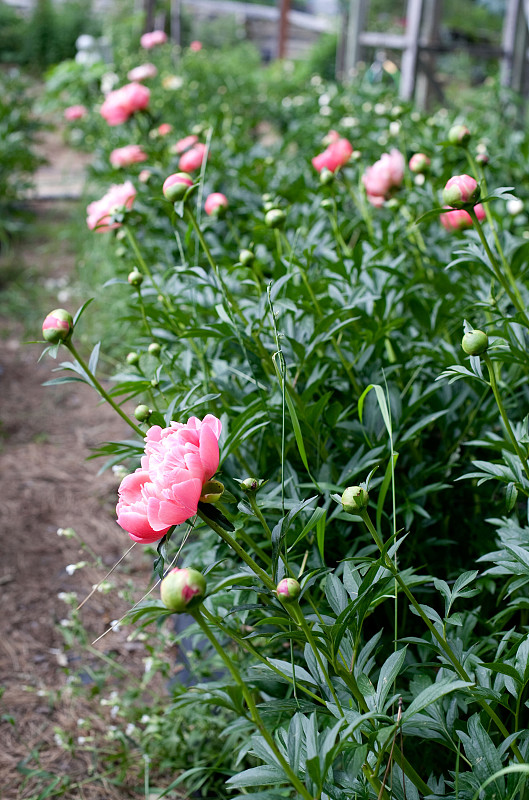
left=134, top=286, right=155, bottom=339
left=191, top=608, right=313, bottom=800
left=360, top=508, right=524, bottom=762
left=483, top=354, right=529, bottom=484
left=65, top=341, right=144, bottom=437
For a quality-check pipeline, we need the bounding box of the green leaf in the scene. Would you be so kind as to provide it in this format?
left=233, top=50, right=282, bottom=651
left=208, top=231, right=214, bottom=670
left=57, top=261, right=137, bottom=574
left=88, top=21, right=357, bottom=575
left=375, top=647, right=407, bottom=712
left=401, top=678, right=470, bottom=720
left=225, top=765, right=287, bottom=787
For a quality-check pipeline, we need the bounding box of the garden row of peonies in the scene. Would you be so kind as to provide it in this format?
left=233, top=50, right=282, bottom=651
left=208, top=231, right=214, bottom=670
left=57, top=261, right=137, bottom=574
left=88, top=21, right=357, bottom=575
left=42, top=33, right=529, bottom=799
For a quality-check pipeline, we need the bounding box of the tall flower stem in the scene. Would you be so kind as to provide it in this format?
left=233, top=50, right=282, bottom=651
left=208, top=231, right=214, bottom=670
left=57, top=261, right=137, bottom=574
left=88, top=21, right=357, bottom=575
left=359, top=507, right=524, bottom=761
left=190, top=608, right=314, bottom=800
left=65, top=341, right=144, bottom=437
left=483, top=354, right=529, bottom=484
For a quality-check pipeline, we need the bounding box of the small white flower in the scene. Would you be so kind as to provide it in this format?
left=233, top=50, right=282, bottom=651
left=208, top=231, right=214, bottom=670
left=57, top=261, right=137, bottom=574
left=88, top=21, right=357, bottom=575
left=144, top=657, right=154, bottom=673
left=125, top=723, right=137, bottom=736
left=374, top=103, right=386, bottom=115
left=319, top=106, right=332, bottom=117
left=507, top=198, right=524, bottom=216
left=389, top=121, right=401, bottom=136
left=77, top=718, right=86, bottom=726
left=140, top=714, right=151, bottom=724
left=110, top=705, right=120, bottom=718
left=414, top=174, right=426, bottom=187
left=282, top=96, right=292, bottom=108
left=310, top=74, right=322, bottom=86
left=362, top=101, right=372, bottom=113
left=318, top=93, right=330, bottom=106
left=57, top=527, right=75, bottom=538
left=411, top=111, right=421, bottom=122
left=77, top=736, right=86, bottom=744
left=110, top=619, right=121, bottom=632
left=65, top=561, right=87, bottom=575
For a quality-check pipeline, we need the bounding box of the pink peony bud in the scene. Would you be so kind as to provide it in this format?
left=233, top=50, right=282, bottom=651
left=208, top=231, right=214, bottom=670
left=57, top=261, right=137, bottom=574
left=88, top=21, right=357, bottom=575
left=189, top=40, right=202, bottom=52
left=64, top=104, right=87, bottom=122
left=362, top=148, right=405, bottom=206
left=42, top=308, right=73, bottom=343
left=408, top=153, right=431, bottom=174
left=163, top=172, right=193, bottom=201
left=110, top=144, right=148, bottom=168
left=204, top=192, right=228, bottom=217
left=100, top=83, right=150, bottom=126
left=442, top=174, right=480, bottom=208
left=276, top=578, right=301, bottom=603
left=140, top=30, right=167, bottom=49
left=172, top=134, right=199, bottom=155
left=312, top=137, right=353, bottom=173
left=440, top=203, right=485, bottom=231
left=178, top=143, right=207, bottom=173
left=448, top=124, right=471, bottom=146
left=127, top=63, right=158, bottom=82
left=161, top=567, right=206, bottom=613
left=157, top=123, right=172, bottom=136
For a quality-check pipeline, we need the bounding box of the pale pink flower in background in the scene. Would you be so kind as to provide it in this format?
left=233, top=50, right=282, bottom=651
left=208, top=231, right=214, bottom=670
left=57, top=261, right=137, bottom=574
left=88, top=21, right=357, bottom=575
left=110, top=144, right=148, bottom=168
left=205, top=192, right=228, bottom=216
left=312, top=137, right=353, bottom=173
left=64, top=104, right=87, bottom=121
left=157, top=123, right=172, bottom=136
left=179, top=142, right=207, bottom=172
left=140, top=30, right=167, bottom=49
left=100, top=83, right=150, bottom=126
left=172, top=134, right=199, bottom=154
left=363, top=148, right=405, bottom=206
left=127, top=63, right=158, bottom=82
left=408, top=153, right=430, bottom=174
left=116, top=415, right=222, bottom=543
left=86, top=181, right=136, bottom=232
left=139, top=169, right=151, bottom=183
left=189, top=40, right=202, bottom=51
left=440, top=203, right=485, bottom=232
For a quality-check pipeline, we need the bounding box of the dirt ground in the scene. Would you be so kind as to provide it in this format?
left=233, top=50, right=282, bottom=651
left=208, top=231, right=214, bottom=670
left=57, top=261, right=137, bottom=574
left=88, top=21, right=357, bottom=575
left=0, top=141, right=159, bottom=798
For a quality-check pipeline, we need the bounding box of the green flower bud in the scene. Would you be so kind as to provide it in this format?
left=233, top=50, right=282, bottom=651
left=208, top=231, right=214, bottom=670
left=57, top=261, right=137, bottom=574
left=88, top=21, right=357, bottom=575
left=320, top=198, right=334, bottom=211
left=276, top=578, right=301, bottom=603
left=240, top=477, right=259, bottom=493
left=128, top=269, right=143, bottom=286
left=342, top=486, right=369, bottom=513
left=265, top=208, right=286, bottom=228
left=126, top=352, right=140, bottom=366
left=448, top=124, right=471, bottom=146
left=160, top=567, right=206, bottom=613
left=462, top=330, right=488, bottom=356
left=148, top=342, right=161, bottom=357
left=239, top=248, right=255, bottom=267
left=42, top=308, right=73, bottom=344
left=199, top=479, right=224, bottom=503
left=134, top=404, right=151, bottom=422
left=319, top=167, right=334, bottom=186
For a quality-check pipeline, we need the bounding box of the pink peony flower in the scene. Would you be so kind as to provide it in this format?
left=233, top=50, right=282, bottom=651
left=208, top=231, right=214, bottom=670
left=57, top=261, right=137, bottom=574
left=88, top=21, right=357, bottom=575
left=363, top=148, right=405, bottom=206
left=205, top=192, right=228, bottom=217
left=140, top=30, right=167, bottom=49
left=172, top=134, right=199, bottom=154
left=312, top=137, right=353, bottom=173
left=116, top=415, right=222, bottom=543
left=127, top=63, right=158, bottom=82
left=100, top=82, right=150, bottom=126
left=110, top=144, right=148, bottom=168
left=179, top=142, right=207, bottom=172
left=86, top=181, right=136, bottom=232
left=440, top=203, right=485, bottom=232
left=157, top=123, right=172, bottom=136
left=190, top=40, right=202, bottom=51
left=64, top=104, right=87, bottom=121
left=442, top=174, right=480, bottom=207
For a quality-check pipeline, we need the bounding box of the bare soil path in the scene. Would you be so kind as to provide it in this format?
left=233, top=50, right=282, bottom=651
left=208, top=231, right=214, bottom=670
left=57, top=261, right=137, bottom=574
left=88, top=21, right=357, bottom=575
left=0, top=135, right=153, bottom=799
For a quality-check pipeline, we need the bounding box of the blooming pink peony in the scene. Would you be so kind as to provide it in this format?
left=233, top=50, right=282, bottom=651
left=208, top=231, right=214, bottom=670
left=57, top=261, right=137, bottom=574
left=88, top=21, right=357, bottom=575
left=127, top=63, right=158, bottom=82
left=100, top=83, right=150, bottom=126
left=179, top=142, right=207, bottom=172
left=140, top=30, right=167, bottom=49
left=116, top=415, right=222, bottom=543
left=64, top=104, right=87, bottom=121
left=442, top=174, right=480, bottom=207
left=172, top=134, right=199, bottom=154
left=205, top=192, right=228, bottom=216
left=440, top=203, right=485, bottom=232
left=363, top=148, right=405, bottom=206
left=86, top=181, right=136, bottom=232
left=312, top=137, right=353, bottom=173
left=110, top=144, right=148, bottom=168
left=190, top=40, right=202, bottom=51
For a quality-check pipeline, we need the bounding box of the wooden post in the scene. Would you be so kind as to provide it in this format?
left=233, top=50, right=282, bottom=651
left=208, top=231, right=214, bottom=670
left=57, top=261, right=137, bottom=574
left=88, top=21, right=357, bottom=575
left=143, top=0, right=156, bottom=32
left=278, top=0, right=291, bottom=59
left=501, top=0, right=529, bottom=92
left=400, top=0, right=424, bottom=101
left=343, top=0, right=369, bottom=79
left=415, top=0, right=443, bottom=109
left=171, top=0, right=181, bottom=46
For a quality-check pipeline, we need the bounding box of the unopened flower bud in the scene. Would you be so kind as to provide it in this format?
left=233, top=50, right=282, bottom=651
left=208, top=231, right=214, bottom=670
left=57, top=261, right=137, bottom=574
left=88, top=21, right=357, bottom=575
left=276, top=578, right=301, bottom=603
left=319, top=167, right=334, bottom=186
left=408, top=153, right=430, bottom=174
left=204, top=192, right=228, bottom=218
left=462, top=330, right=488, bottom=356
left=126, top=352, right=140, bottom=366
left=199, top=479, right=224, bottom=503
left=262, top=193, right=273, bottom=203
left=160, top=567, right=206, bottom=613
left=448, top=124, right=471, bottom=146
left=320, top=198, right=334, bottom=211
left=507, top=198, right=524, bottom=216
left=148, top=342, right=161, bottom=357
left=42, top=309, right=74, bottom=343
left=265, top=209, right=286, bottom=228
left=342, top=486, right=369, bottom=513
left=128, top=269, right=143, bottom=286
left=240, top=477, right=259, bottom=493
left=239, top=248, right=254, bottom=267
left=476, top=153, right=489, bottom=165
left=134, top=404, right=151, bottom=422
left=442, top=175, right=480, bottom=208
left=162, top=172, right=193, bottom=202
